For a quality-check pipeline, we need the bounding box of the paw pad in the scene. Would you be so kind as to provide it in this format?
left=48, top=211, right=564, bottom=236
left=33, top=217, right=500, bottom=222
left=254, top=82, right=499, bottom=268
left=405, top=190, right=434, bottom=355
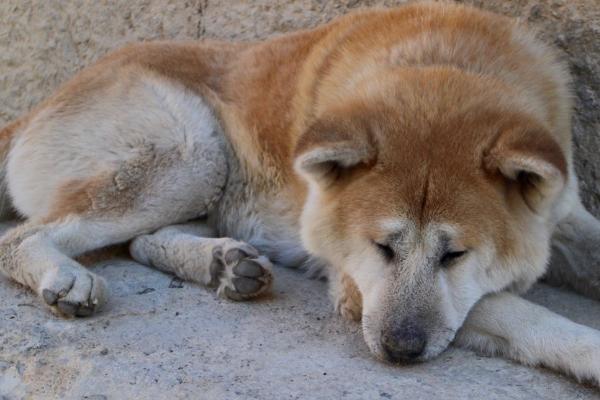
left=210, top=242, right=272, bottom=301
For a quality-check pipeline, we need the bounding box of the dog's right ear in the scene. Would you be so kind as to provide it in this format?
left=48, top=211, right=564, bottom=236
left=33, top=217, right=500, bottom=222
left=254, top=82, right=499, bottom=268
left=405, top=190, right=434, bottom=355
left=293, top=117, right=376, bottom=187
left=484, top=121, right=567, bottom=214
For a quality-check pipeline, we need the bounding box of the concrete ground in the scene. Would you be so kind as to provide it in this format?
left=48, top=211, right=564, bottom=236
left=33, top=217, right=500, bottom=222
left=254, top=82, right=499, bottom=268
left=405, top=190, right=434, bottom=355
left=0, top=223, right=599, bottom=399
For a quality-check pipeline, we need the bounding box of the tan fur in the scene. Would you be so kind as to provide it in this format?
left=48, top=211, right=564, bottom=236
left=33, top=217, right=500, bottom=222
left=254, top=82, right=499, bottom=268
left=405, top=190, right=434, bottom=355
left=1, top=1, right=599, bottom=386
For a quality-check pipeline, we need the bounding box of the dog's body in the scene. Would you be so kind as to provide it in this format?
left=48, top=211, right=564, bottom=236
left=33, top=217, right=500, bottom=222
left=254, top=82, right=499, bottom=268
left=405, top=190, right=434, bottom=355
left=1, top=1, right=600, bottom=385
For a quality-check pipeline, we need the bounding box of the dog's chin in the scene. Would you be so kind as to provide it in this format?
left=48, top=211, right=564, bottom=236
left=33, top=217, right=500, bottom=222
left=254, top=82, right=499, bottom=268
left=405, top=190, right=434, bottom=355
left=367, top=343, right=452, bottom=365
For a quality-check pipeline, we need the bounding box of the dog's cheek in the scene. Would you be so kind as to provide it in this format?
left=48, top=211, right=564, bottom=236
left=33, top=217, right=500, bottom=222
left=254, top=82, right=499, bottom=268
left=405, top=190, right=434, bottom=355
left=439, top=259, right=489, bottom=329
left=344, top=251, right=387, bottom=301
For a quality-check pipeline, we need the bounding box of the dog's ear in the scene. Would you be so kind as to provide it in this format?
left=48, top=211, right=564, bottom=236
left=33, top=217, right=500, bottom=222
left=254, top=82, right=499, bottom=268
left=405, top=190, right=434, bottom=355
left=293, top=117, right=376, bottom=187
left=484, top=123, right=567, bottom=213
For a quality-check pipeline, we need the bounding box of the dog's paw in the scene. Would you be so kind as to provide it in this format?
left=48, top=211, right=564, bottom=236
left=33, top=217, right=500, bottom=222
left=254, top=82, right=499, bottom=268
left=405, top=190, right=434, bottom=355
left=335, top=293, right=362, bottom=322
left=210, top=240, right=273, bottom=301
left=40, top=264, right=108, bottom=317
left=334, top=274, right=362, bottom=322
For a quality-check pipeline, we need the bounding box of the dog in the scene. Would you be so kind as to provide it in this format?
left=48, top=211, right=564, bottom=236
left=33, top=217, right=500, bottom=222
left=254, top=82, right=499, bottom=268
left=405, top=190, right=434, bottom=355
left=1, top=1, right=599, bottom=385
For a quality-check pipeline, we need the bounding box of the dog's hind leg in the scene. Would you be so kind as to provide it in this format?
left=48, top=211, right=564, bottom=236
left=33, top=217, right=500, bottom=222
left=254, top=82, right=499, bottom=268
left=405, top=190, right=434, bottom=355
left=545, top=199, right=600, bottom=300
left=0, top=139, right=228, bottom=317
left=0, top=140, right=227, bottom=317
left=0, top=72, right=243, bottom=316
left=129, top=221, right=273, bottom=300
left=454, top=292, right=600, bottom=386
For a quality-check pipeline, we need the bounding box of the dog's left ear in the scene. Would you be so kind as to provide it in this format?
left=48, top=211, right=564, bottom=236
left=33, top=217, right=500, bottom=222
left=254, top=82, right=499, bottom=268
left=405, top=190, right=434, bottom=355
left=484, top=123, right=567, bottom=213
left=293, top=117, right=376, bottom=187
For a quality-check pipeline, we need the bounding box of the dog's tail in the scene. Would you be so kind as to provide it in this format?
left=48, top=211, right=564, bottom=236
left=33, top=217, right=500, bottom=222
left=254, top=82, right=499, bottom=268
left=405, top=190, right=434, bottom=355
left=0, top=119, right=21, bottom=220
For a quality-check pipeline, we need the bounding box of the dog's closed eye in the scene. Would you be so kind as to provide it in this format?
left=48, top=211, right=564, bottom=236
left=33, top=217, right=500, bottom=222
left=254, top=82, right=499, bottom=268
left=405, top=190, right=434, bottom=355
left=440, top=250, right=467, bottom=267
left=373, top=241, right=395, bottom=262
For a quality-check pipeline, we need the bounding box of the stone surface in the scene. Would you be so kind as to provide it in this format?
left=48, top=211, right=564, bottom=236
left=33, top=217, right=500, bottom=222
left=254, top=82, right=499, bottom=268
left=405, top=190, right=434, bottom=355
left=0, top=1, right=599, bottom=399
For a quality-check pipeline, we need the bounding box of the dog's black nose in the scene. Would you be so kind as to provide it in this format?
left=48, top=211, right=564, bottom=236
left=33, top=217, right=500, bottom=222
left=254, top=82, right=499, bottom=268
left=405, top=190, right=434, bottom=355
left=380, top=325, right=427, bottom=362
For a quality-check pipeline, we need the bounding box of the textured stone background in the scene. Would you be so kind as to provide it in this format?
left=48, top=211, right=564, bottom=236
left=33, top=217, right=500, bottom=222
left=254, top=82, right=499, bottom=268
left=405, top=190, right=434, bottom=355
left=0, top=0, right=598, bottom=216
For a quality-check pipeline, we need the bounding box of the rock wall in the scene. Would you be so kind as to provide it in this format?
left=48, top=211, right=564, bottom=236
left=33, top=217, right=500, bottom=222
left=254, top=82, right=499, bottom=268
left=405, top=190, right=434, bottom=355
left=1, top=0, right=598, bottom=215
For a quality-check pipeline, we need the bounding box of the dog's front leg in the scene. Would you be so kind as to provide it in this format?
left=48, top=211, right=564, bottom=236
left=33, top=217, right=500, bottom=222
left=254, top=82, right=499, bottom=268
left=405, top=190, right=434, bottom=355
left=454, top=291, right=600, bottom=385
left=129, top=221, right=273, bottom=301
left=329, top=268, right=362, bottom=322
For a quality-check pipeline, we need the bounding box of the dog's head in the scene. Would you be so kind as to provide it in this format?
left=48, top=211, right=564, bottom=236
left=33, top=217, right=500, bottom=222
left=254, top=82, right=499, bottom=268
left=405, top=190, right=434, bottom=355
left=293, top=69, right=567, bottom=362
